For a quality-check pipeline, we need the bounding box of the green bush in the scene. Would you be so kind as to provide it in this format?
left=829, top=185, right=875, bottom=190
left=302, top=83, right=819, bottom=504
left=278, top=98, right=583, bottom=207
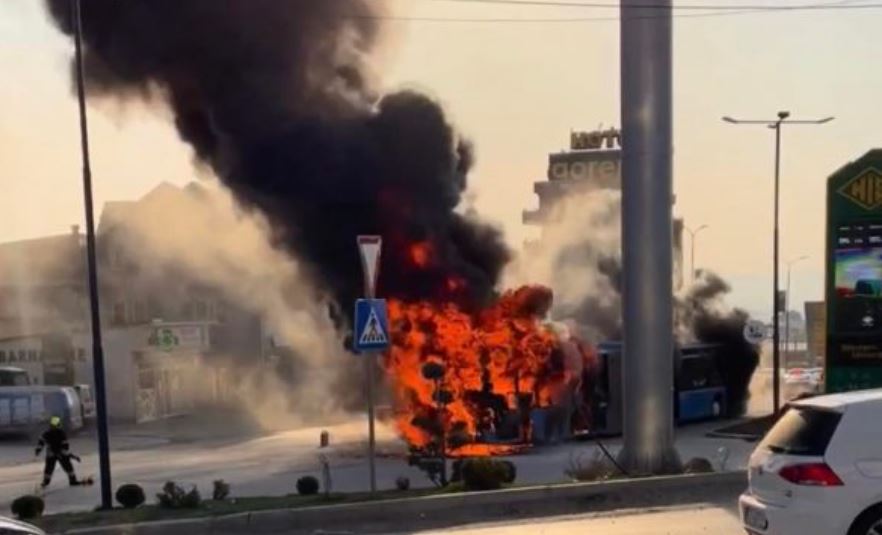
left=212, top=479, right=231, bottom=501
left=115, top=484, right=146, bottom=509
left=395, top=476, right=410, bottom=491
left=156, top=481, right=201, bottom=509
left=11, top=495, right=44, bottom=520
left=181, top=486, right=201, bottom=508
left=296, top=476, right=320, bottom=496
left=461, top=458, right=510, bottom=491
left=500, top=460, right=517, bottom=484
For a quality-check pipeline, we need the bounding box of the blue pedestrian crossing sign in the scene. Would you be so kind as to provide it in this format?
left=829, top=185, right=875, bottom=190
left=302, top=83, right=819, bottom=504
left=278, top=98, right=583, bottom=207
left=354, top=298, right=390, bottom=352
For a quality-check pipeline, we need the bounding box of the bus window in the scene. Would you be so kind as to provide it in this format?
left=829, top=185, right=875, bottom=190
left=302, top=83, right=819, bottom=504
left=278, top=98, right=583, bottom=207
left=678, top=355, right=723, bottom=391
left=0, top=368, right=30, bottom=387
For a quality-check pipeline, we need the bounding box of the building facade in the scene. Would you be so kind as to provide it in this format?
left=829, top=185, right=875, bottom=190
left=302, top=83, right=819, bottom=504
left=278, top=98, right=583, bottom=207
left=523, top=128, right=685, bottom=290
left=0, top=183, right=265, bottom=422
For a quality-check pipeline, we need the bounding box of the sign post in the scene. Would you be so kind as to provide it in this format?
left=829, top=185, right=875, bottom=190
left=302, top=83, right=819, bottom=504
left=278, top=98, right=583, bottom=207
left=355, top=235, right=386, bottom=493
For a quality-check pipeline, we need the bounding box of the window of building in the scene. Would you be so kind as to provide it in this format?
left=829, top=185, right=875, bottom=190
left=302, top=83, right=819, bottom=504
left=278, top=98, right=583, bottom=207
left=27, top=350, right=37, bottom=362
left=0, top=350, right=5, bottom=363
left=18, top=350, right=26, bottom=362
left=112, top=303, right=126, bottom=325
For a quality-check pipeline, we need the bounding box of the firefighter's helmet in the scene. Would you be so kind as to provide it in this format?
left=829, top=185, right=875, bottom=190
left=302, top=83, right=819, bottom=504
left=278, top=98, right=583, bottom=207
left=49, top=416, right=62, bottom=427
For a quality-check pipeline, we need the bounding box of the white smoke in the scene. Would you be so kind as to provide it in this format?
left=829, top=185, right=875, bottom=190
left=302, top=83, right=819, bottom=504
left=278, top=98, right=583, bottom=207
left=505, top=189, right=623, bottom=343
left=102, top=181, right=350, bottom=427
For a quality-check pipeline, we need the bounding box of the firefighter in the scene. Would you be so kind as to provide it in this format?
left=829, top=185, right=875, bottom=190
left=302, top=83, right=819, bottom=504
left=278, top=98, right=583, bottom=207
left=35, top=416, right=82, bottom=488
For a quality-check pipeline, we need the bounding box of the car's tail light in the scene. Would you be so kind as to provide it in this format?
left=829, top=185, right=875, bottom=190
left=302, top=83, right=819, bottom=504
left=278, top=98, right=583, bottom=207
left=778, top=463, right=843, bottom=486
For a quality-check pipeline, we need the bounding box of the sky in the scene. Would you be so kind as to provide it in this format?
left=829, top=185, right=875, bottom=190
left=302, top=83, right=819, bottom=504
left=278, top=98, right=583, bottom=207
left=2, top=0, right=881, bottom=319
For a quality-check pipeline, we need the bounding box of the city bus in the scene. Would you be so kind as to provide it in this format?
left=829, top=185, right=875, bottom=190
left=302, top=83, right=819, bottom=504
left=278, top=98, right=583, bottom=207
left=586, top=342, right=727, bottom=436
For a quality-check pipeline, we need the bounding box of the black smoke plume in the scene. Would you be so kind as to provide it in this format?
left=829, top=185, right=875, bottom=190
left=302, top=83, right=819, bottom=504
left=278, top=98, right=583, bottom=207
left=680, top=271, right=760, bottom=417
left=45, top=0, right=509, bottom=312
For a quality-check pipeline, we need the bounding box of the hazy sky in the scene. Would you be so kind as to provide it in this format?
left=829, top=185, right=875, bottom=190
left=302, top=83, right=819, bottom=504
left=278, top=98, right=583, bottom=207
left=2, top=0, right=881, bottom=319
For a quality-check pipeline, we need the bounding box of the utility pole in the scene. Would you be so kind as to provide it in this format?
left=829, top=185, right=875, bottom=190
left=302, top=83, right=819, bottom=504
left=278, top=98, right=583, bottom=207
left=685, top=224, right=709, bottom=283
left=618, top=0, right=680, bottom=475
left=72, top=0, right=113, bottom=509
left=785, top=255, right=809, bottom=367
left=723, top=113, right=832, bottom=414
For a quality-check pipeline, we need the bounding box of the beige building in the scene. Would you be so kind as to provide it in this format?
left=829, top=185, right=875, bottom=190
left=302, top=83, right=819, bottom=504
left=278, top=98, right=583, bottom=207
left=523, top=128, right=685, bottom=290
left=0, top=183, right=263, bottom=422
left=70, top=321, right=229, bottom=422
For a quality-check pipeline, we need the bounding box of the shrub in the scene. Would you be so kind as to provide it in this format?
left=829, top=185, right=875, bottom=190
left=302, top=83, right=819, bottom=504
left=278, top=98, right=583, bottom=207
left=460, top=458, right=509, bottom=491
left=212, top=479, right=231, bottom=501
left=421, top=362, right=445, bottom=381
left=157, top=481, right=201, bottom=509
left=450, top=459, right=462, bottom=482
left=296, top=476, right=320, bottom=496
left=11, top=495, right=44, bottom=520
left=181, top=486, right=202, bottom=508
left=683, top=457, right=715, bottom=474
left=500, top=460, right=517, bottom=484
left=395, top=476, right=410, bottom=491
left=115, top=484, right=146, bottom=509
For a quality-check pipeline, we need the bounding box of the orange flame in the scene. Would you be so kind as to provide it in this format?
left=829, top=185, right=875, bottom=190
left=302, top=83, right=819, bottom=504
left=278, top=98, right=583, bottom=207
left=409, top=241, right=432, bottom=268
left=445, top=276, right=465, bottom=292
left=385, top=285, right=585, bottom=456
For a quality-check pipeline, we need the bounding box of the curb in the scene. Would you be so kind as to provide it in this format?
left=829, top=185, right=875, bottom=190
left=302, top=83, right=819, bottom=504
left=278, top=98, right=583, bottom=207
left=59, top=471, right=746, bottom=535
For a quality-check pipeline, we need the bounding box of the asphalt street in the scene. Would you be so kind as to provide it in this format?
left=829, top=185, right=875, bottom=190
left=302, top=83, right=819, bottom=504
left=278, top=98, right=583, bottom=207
left=410, top=505, right=742, bottom=535
left=0, top=415, right=756, bottom=516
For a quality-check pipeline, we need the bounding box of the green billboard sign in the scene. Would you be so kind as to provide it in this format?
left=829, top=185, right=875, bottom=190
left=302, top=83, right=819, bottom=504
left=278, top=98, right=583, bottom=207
left=826, top=149, right=882, bottom=392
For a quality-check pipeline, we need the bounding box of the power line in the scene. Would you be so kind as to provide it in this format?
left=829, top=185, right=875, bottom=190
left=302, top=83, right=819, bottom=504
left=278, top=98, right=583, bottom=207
left=348, top=0, right=877, bottom=22
left=421, top=0, right=882, bottom=11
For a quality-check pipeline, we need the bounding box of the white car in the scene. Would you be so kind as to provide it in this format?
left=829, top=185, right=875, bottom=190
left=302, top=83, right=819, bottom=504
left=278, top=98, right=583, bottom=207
left=0, top=515, right=44, bottom=534
left=740, top=389, right=882, bottom=535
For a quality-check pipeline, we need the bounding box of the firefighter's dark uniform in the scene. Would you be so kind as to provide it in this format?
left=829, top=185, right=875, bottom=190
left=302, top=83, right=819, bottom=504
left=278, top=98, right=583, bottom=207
left=35, top=422, right=79, bottom=487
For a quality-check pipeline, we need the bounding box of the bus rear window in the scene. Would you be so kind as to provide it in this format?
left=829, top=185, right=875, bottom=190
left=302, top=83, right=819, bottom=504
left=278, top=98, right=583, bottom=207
left=759, top=407, right=842, bottom=456
left=0, top=370, right=29, bottom=386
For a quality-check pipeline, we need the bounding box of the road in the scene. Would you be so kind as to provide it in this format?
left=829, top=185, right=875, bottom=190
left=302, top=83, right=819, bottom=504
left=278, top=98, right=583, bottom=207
left=0, top=413, right=756, bottom=515
left=412, top=505, right=742, bottom=535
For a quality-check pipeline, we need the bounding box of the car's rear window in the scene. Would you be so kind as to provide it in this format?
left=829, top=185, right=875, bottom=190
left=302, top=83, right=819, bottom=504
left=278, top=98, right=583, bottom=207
left=759, top=406, right=842, bottom=456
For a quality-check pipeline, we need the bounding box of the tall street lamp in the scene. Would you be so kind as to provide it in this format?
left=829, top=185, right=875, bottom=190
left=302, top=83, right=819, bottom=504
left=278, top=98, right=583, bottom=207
left=72, top=0, right=113, bottom=509
left=685, top=224, right=709, bottom=283
left=722, top=112, right=833, bottom=414
left=785, top=255, right=809, bottom=365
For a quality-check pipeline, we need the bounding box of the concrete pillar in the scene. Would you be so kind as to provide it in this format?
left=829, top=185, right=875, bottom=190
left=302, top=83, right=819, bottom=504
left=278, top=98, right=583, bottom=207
left=617, top=0, right=681, bottom=475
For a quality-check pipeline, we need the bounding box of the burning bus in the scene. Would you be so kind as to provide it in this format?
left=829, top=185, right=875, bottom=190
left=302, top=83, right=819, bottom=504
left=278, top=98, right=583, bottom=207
left=384, top=285, right=598, bottom=456
left=382, top=286, right=738, bottom=457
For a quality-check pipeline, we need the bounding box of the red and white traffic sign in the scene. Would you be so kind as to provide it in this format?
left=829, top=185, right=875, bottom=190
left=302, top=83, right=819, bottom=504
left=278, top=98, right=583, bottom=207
left=357, top=235, right=382, bottom=298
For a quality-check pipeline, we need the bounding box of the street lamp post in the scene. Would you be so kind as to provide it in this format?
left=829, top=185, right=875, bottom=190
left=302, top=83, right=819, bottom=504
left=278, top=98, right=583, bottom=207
left=722, top=112, right=833, bottom=415
left=72, top=0, right=113, bottom=509
left=685, top=224, right=709, bottom=283
left=785, top=255, right=809, bottom=366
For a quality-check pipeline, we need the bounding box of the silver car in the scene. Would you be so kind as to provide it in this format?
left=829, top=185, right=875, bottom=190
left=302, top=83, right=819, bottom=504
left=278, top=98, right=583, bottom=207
left=0, top=515, right=45, bottom=535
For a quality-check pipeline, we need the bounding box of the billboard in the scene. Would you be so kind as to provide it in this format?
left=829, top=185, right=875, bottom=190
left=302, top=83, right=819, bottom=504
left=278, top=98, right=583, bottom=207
left=826, top=150, right=882, bottom=392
